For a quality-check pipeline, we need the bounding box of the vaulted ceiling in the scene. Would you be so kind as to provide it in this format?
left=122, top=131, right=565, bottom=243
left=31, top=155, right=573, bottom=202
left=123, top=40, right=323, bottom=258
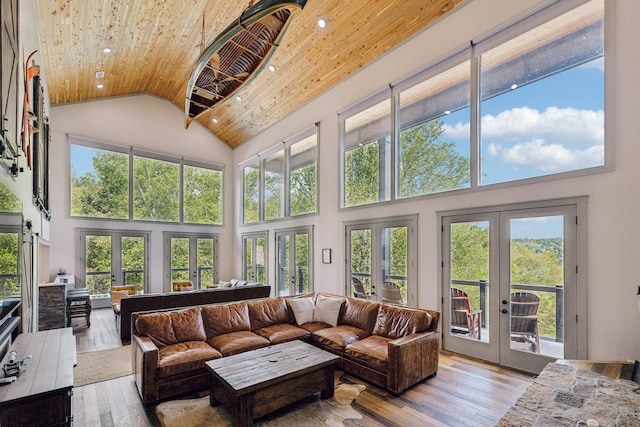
left=36, top=0, right=464, bottom=148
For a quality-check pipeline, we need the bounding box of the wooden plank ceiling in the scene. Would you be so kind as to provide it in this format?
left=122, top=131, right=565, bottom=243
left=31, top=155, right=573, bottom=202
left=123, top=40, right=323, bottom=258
left=37, top=0, right=463, bottom=148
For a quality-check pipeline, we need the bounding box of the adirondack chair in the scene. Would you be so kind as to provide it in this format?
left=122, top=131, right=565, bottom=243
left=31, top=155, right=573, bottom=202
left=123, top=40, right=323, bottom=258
left=510, top=292, right=541, bottom=353
left=450, top=288, right=482, bottom=340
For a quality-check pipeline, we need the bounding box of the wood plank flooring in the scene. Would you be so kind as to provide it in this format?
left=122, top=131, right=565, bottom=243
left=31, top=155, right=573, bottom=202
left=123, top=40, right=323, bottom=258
left=70, top=308, right=533, bottom=426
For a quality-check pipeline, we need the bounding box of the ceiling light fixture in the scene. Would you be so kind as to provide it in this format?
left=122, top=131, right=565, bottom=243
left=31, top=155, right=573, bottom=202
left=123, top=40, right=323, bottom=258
left=212, top=118, right=218, bottom=124
left=317, top=18, right=326, bottom=28
left=103, top=47, right=112, bottom=53
left=236, top=96, right=242, bottom=102
left=511, top=83, right=518, bottom=90
left=96, top=84, right=104, bottom=89
left=268, top=64, right=276, bottom=72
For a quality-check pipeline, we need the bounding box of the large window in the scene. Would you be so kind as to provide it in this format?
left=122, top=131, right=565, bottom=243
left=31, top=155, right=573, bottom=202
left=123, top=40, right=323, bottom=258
left=342, top=95, right=390, bottom=208
left=479, top=0, right=604, bottom=183
left=242, top=125, right=318, bottom=224
left=70, top=137, right=224, bottom=224
left=340, top=0, right=604, bottom=207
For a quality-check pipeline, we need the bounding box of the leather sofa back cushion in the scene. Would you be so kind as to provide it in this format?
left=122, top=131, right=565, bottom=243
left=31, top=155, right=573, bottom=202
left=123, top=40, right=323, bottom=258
left=373, top=305, right=432, bottom=339
left=340, top=298, right=380, bottom=333
left=136, top=307, right=205, bottom=347
left=248, top=298, right=289, bottom=331
left=201, top=302, right=251, bottom=338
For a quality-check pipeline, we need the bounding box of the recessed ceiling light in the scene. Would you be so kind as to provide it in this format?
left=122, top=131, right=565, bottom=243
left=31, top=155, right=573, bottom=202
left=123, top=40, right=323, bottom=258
left=444, top=110, right=451, bottom=115
left=212, top=118, right=218, bottom=124
left=511, top=83, right=518, bottom=90
left=317, top=18, right=326, bottom=28
left=268, top=64, right=276, bottom=72
left=103, top=47, right=111, bottom=53
left=96, top=84, right=104, bottom=89
left=236, top=96, right=242, bottom=102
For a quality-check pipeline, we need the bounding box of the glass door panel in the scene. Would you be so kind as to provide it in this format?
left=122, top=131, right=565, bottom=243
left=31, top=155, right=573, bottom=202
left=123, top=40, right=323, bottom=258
left=255, top=236, right=266, bottom=283
left=449, top=221, right=490, bottom=342
left=276, top=234, right=290, bottom=296
left=294, top=233, right=309, bottom=294
left=244, top=236, right=254, bottom=280
left=196, top=238, right=215, bottom=289
left=508, top=215, right=564, bottom=359
left=381, top=226, right=408, bottom=305
left=0, top=231, right=19, bottom=299
left=170, top=238, right=190, bottom=283
left=85, top=235, right=112, bottom=298
left=122, top=236, right=145, bottom=293
left=349, top=229, right=372, bottom=298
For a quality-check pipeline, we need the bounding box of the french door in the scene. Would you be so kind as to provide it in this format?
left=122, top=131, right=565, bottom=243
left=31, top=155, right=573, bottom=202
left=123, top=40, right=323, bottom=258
left=165, top=233, right=218, bottom=290
left=346, top=216, right=417, bottom=306
left=441, top=200, right=586, bottom=373
left=78, top=230, right=149, bottom=297
left=275, top=227, right=312, bottom=296
left=242, top=232, right=268, bottom=283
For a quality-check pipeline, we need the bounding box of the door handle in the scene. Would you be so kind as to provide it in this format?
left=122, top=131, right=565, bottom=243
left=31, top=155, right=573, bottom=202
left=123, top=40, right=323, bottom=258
left=501, top=300, right=508, bottom=305
left=501, top=309, right=508, bottom=314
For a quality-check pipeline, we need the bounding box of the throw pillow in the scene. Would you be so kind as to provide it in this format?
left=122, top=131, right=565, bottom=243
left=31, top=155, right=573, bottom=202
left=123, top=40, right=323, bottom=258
left=288, top=297, right=315, bottom=325
left=313, top=294, right=343, bottom=327
left=218, top=281, right=231, bottom=288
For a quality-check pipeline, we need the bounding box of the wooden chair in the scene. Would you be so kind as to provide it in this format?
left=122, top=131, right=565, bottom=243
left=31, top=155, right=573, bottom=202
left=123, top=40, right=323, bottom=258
left=450, top=288, right=482, bottom=340
left=510, top=292, right=540, bottom=353
left=381, top=281, right=404, bottom=305
left=351, top=276, right=369, bottom=299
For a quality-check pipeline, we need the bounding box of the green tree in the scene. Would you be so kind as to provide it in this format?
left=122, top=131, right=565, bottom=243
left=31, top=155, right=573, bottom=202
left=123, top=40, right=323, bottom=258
left=71, top=151, right=128, bottom=218
left=344, top=142, right=379, bottom=207
left=243, top=167, right=259, bottom=223
left=399, top=119, right=470, bottom=197
left=133, top=157, right=179, bottom=221
left=290, top=163, right=316, bottom=216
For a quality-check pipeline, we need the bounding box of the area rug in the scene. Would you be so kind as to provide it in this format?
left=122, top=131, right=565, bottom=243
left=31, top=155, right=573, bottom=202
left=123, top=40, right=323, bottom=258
left=155, top=380, right=366, bottom=427
left=74, top=346, right=132, bottom=387
left=497, top=362, right=640, bottom=426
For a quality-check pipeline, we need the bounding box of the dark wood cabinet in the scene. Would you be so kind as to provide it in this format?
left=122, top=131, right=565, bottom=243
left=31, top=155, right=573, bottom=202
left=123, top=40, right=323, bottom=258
left=0, top=328, right=76, bottom=426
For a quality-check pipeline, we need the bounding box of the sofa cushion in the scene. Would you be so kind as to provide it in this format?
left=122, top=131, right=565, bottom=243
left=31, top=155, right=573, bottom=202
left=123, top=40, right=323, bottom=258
left=299, top=321, right=332, bottom=333
left=339, top=298, right=380, bottom=333
left=255, top=324, right=311, bottom=344
left=157, top=341, right=222, bottom=378
left=136, top=312, right=178, bottom=347
left=288, top=296, right=315, bottom=325
left=345, top=335, right=391, bottom=372
left=312, top=325, right=370, bottom=352
left=248, top=298, right=290, bottom=331
left=313, top=295, right=343, bottom=327
left=373, top=304, right=433, bottom=339
left=202, top=302, right=251, bottom=338
left=207, top=331, right=270, bottom=356
left=171, top=307, right=206, bottom=343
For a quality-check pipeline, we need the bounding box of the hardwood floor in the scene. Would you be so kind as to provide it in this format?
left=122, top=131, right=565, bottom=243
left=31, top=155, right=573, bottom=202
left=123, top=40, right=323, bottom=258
left=70, top=308, right=533, bottom=426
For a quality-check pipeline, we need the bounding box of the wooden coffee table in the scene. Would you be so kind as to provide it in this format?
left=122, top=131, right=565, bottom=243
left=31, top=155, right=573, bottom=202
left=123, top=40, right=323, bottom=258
left=205, top=340, right=340, bottom=427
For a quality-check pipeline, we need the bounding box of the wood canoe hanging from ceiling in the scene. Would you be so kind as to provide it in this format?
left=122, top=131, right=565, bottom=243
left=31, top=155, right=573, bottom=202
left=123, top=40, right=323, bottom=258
left=185, top=0, right=307, bottom=128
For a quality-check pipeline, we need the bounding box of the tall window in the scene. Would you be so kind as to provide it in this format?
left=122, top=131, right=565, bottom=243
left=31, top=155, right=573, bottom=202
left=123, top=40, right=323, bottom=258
left=479, top=0, right=604, bottom=184
left=340, top=0, right=605, bottom=207
left=70, top=137, right=224, bottom=224
left=243, top=161, right=260, bottom=224
left=341, top=95, right=391, bottom=208
left=70, top=144, right=129, bottom=219
left=184, top=165, right=223, bottom=224
left=133, top=155, right=180, bottom=222
left=241, top=125, right=318, bottom=224
left=396, top=59, right=471, bottom=197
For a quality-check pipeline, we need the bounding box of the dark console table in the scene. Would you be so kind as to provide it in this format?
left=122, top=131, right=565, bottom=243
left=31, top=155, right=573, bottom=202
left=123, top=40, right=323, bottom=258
left=0, top=328, right=76, bottom=426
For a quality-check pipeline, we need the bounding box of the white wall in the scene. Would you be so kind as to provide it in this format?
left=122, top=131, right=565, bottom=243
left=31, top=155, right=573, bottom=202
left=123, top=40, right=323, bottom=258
left=232, top=0, right=640, bottom=361
left=48, top=95, right=234, bottom=290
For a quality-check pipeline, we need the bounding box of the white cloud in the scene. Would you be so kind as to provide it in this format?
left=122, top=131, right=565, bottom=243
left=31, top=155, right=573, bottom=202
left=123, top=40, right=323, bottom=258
left=490, top=139, right=604, bottom=171
left=481, top=106, right=604, bottom=147
left=443, top=106, right=604, bottom=171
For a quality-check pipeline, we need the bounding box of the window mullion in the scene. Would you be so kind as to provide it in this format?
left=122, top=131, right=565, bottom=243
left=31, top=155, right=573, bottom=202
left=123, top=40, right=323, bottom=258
left=470, top=47, right=480, bottom=189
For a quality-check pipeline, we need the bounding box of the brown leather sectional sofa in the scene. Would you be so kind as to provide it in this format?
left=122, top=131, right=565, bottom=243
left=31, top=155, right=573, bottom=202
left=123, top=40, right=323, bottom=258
left=117, top=282, right=271, bottom=343
left=131, top=292, right=440, bottom=406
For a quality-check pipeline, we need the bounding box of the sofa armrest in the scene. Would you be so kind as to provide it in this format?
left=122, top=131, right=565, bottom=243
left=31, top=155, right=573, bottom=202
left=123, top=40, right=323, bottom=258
left=132, top=334, right=160, bottom=406
left=387, top=331, right=439, bottom=394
